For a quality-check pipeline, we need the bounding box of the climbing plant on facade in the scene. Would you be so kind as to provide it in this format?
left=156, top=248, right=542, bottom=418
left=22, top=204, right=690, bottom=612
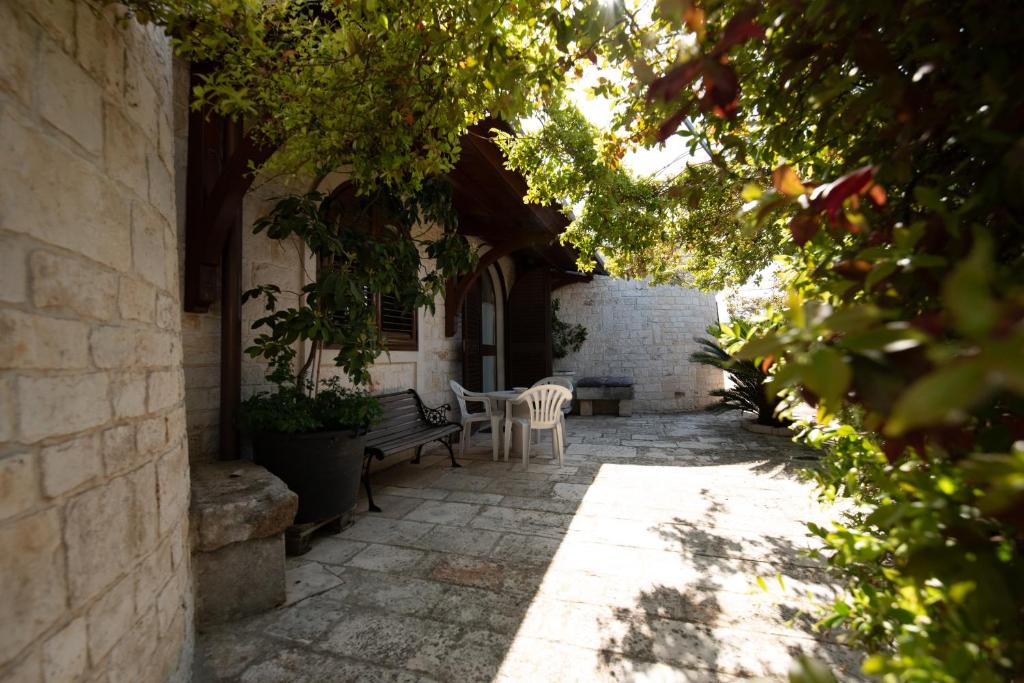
left=120, top=0, right=620, bottom=191
left=495, top=101, right=773, bottom=289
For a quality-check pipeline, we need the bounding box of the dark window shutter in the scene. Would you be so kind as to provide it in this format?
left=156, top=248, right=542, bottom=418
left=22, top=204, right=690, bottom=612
left=462, top=282, right=483, bottom=392
left=507, top=268, right=552, bottom=387
left=379, top=293, right=417, bottom=350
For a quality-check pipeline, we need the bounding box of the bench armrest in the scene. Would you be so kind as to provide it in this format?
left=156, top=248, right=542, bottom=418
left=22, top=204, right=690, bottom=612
left=419, top=401, right=451, bottom=427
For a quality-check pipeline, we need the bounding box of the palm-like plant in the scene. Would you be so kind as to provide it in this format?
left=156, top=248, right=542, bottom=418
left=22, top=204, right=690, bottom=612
left=690, top=321, right=791, bottom=427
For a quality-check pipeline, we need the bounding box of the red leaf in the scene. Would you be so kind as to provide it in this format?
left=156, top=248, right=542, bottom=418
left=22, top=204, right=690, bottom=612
left=711, top=7, right=765, bottom=56
left=654, top=109, right=688, bottom=142
left=868, top=183, right=887, bottom=206
left=832, top=259, right=873, bottom=281
left=789, top=213, right=819, bottom=246
left=700, top=60, right=740, bottom=118
left=646, top=58, right=703, bottom=103
left=810, top=165, right=875, bottom=218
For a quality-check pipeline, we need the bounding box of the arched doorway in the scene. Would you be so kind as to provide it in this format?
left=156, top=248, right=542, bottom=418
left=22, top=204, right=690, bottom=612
left=462, top=266, right=504, bottom=392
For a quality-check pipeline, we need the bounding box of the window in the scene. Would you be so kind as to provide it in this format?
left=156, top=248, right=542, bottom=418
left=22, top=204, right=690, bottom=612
left=376, top=293, right=417, bottom=351
left=317, top=183, right=418, bottom=351
left=318, top=256, right=418, bottom=351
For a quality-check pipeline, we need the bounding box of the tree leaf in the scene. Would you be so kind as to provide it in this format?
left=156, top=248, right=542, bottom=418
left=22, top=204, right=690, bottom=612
left=772, top=165, right=806, bottom=197
left=886, top=360, right=991, bottom=435
left=801, top=347, right=851, bottom=407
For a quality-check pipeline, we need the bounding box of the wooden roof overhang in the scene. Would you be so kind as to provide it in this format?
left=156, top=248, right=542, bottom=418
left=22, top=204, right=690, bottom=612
left=443, top=121, right=592, bottom=335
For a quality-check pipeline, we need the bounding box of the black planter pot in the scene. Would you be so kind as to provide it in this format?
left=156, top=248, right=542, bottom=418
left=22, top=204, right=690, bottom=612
left=252, top=429, right=366, bottom=525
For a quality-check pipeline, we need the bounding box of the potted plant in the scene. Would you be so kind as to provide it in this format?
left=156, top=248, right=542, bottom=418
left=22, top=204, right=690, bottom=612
left=690, top=320, right=793, bottom=432
left=551, top=297, right=587, bottom=374
left=240, top=181, right=474, bottom=524
left=241, top=379, right=380, bottom=523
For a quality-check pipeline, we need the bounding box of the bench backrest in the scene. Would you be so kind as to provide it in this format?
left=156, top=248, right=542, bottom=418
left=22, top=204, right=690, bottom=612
left=372, top=390, right=425, bottom=433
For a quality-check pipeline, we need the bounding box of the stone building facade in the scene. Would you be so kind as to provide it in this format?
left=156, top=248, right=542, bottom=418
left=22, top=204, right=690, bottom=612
left=555, top=276, right=723, bottom=412
left=0, top=1, right=192, bottom=681
left=0, top=0, right=722, bottom=679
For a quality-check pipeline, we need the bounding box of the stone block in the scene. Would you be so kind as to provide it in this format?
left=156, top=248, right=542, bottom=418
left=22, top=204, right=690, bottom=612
left=194, top=536, right=287, bottom=627
left=30, top=249, right=118, bottom=320
left=147, top=369, right=182, bottom=412
left=131, top=201, right=169, bottom=288
left=136, top=414, right=168, bottom=455
left=16, top=373, right=110, bottom=444
left=75, top=2, right=125, bottom=98
left=190, top=462, right=297, bottom=552
left=17, top=0, right=74, bottom=53
left=134, top=541, right=171, bottom=619
left=2, top=644, right=42, bottom=683
left=1, top=111, right=132, bottom=271
left=112, top=373, right=147, bottom=419
left=90, top=326, right=137, bottom=369
left=0, top=452, right=38, bottom=521
left=38, top=43, right=103, bottom=156
left=156, top=292, right=179, bottom=330
left=147, top=151, right=175, bottom=223
left=0, top=309, right=90, bottom=370
left=118, top=276, right=156, bottom=322
left=0, top=509, right=66, bottom=665
left=42, top=617, right=87, bottom=683
left=0, top=0, right=35, bottom=105
left=0, top=235, right=28, bottom=305
left=156, top=445, right=188, bottom=534
left=190, top=462, right=297, bottom=626
left=101, top=424, right=136, bottom=476
left=155, top=568, right=185, bottom=634
left=64, top=476, right=134, bottom=606
left=39, top=433, right=102, bottom=498
left=104, top=106, right=148, bottom=199
left=0, top=378, right=12, bottom=443
left=123, top=56, right=160, bottom=141
left=129, top=463, right=159, bottom=554
left=105, top=605, right=158, bottom=683
left=137, top=329, right=180, bottom=368
left=86, top=574, right=135, bottom=665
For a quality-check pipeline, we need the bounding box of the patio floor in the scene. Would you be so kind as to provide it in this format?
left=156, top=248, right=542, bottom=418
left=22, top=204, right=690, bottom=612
left=194, top=413, right=862, bottom=682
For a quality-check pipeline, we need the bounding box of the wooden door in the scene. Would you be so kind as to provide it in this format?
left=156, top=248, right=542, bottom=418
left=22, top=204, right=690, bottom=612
left=507, top=268, right=552, bottom=387
left=462, top=283, right=483, bottom=391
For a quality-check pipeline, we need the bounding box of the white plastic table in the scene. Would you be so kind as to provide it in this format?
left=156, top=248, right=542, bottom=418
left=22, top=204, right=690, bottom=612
left=484, top=389, right=528, bottom=457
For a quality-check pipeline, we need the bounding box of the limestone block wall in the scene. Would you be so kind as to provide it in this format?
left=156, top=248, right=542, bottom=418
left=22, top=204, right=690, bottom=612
left=0, top=1, right=192, bottom=680
left=555, top=276, right=723, bottom=412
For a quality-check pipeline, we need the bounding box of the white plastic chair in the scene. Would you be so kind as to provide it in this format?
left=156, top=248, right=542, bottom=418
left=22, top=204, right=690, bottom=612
left=449, top=380, right=499, bottom=460
left=532, top=376, right=573, bottom=444
left=503, top=384, right=572, bottom=467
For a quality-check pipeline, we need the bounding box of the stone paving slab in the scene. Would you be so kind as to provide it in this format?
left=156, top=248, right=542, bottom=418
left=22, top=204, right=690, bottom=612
left=195, top=413, right=863, bottom=682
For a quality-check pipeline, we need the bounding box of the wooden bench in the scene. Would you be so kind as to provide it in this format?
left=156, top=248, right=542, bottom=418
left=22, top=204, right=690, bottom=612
left=363, top=389, right=462, bottom=512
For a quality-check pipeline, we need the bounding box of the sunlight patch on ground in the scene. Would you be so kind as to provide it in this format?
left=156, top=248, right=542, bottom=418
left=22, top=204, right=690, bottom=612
left=493, top=462, right=843, bottom=681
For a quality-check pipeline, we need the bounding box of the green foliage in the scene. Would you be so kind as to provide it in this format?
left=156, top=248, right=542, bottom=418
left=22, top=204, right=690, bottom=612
left=240, top=378, right=382, bottom=435
left=120, top=0, right=621, bottom=191
left=551, top=298, right=588, bottom=360
left=723, top=288, right=785, bottom=322
left=801, top=421, right=1023, bottom=683
left=576, top=0, right=1024, bottom=679
left=495, top=100, right=774, bottom=288
left=690, top=320, right=789, bottom=427
left=243, top=179, right=475, bottom=388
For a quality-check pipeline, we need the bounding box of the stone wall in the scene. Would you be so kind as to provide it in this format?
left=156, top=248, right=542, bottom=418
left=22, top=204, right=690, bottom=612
left=555, top=276, right=723, bottom=412
left=0, top=1, right=192, bottom=680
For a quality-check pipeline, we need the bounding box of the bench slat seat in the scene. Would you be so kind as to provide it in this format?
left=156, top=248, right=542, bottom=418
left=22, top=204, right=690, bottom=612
left=362, top=389, right=461, bottom=512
